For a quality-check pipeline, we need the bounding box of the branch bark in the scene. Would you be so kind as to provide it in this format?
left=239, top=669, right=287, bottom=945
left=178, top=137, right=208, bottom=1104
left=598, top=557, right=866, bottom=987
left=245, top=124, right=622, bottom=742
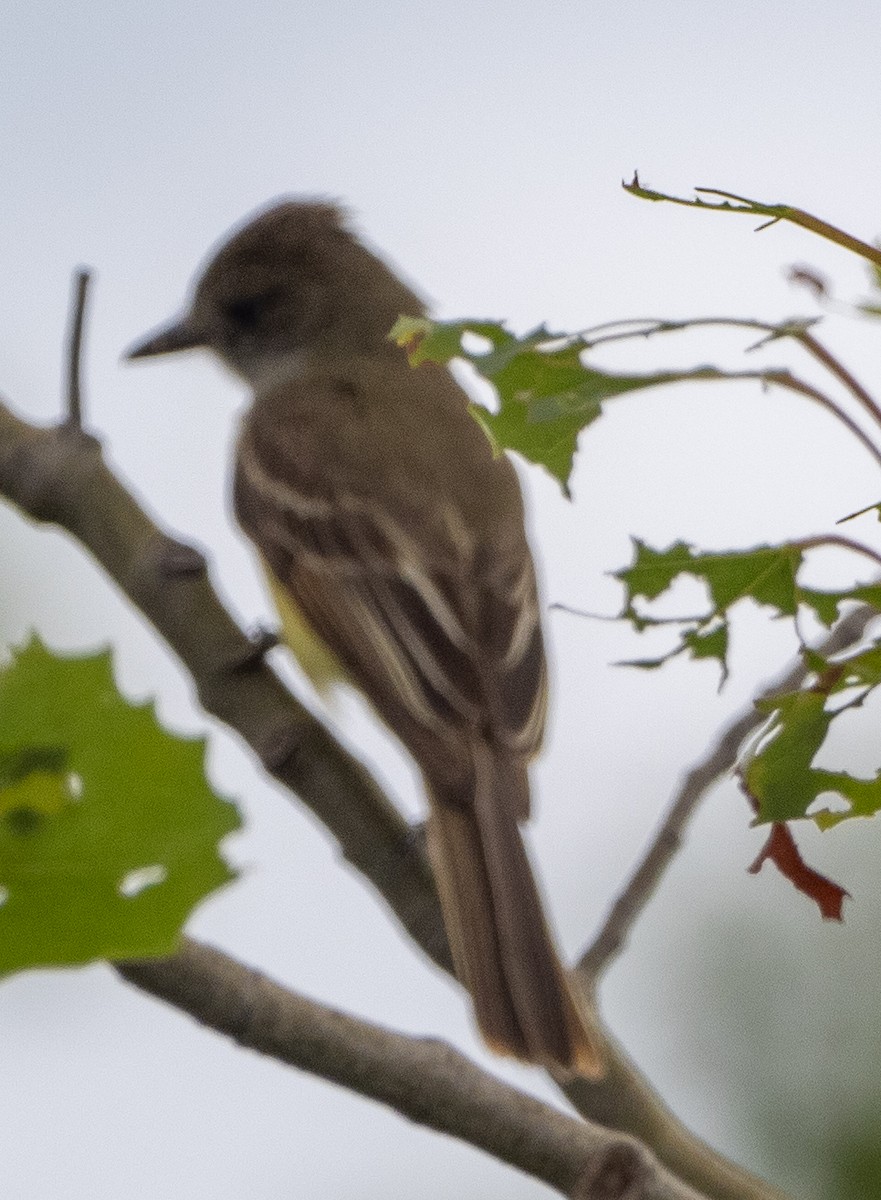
left=0, top=397, right=797, bottom=1200
left=0, top=402, right=451, bottom=974
left=117, top=939, right=709, bottom=1200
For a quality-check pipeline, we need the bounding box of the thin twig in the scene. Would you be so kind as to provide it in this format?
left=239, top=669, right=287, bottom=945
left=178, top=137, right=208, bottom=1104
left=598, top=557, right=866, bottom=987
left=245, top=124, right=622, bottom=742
left=579, top=316, right=787, bottom=350
left=624, top=177, right=881, bottom=269
left=588, top=316, right=881, bottom=436
left=116, top=939, right=710, bottom=1200
left=578, top=603, right=879, bottom=982
left=791, top=533, right=881, bottom=572
left=798, top=330, right=881, bottom=432
left=578, top=314, right=881, bottom=461
left=695, top=189, right=881, bottom=267
left=65, top=268, right=91, bottom=428
left=762, top=369, right=881, bottom=467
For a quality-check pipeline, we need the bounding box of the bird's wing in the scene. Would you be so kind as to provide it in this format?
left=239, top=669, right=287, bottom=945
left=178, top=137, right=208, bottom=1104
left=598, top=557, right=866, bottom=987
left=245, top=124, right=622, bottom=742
left=234, top=380, right=547, bottom=762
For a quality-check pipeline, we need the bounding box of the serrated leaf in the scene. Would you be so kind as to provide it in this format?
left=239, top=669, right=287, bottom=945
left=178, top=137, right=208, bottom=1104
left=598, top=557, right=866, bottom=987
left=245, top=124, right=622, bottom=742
left=742, top=639, right=881, bottom=829
left=478, top=397, right=589, bottom=496
left=617, top=540, right=700, bottom=603
left=743, top=691, right=831, bottom=822
left=683, top=624, right=729, bottom=673
left=614, top=538, right=881, bottom=688
left=398, top=318, right=774, bottom=491
left=390, top=315, right=512, bottom=366
left=702, top=547, right=802, bottom=613
left=811, top=771, right=881, bottom=828
left=799, top=588, right=846, bottom=628
left=0, top=637, right=241, bottom=974
left=617, top=540, right=804, bottom=614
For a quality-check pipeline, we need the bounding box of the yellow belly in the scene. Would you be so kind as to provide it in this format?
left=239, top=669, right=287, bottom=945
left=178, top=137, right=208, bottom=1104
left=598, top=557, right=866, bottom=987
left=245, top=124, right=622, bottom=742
left=263, top=563, right=342, bottom=695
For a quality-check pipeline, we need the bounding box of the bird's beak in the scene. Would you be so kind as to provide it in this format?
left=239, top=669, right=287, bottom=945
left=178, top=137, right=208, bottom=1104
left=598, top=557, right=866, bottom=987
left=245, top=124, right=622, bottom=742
left=124, top=315, right=206, bottom=361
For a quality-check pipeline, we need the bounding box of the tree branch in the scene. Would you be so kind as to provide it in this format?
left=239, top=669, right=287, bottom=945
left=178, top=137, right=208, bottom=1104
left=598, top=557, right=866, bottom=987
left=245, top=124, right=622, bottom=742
left=579, top=602, right=879, bottom=982
left=117, top=938, right=709, bottom=1200
left=0, top=399, right=451, bottom=974
left=559, top=1036, right=793, bottom=1200
left=64, top=268, right=90, bottom=429
left=0, top=395, right=798, bottom=1200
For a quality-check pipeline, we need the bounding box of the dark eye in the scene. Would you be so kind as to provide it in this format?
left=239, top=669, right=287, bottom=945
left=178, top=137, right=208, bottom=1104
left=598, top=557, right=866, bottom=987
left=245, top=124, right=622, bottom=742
left=223, top=288, right=281, bottom=329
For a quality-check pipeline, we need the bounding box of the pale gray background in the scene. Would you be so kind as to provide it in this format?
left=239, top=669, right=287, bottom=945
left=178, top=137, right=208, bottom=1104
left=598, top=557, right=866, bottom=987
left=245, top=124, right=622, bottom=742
left=3, top=2, right=881, bottom=1197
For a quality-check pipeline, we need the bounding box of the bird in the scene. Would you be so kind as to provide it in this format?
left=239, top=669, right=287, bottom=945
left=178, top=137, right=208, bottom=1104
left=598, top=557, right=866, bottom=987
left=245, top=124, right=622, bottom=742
left=125, top=199, right=603, bottom=1076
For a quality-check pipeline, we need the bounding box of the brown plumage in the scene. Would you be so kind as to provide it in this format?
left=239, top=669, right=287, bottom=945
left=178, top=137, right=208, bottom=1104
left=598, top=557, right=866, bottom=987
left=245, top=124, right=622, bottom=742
left=126, top=199, right=604, bottom=1076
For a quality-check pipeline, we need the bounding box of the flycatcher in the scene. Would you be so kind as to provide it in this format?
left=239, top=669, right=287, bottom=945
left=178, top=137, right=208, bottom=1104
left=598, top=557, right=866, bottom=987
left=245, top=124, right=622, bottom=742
left=126, top=200, right=603, bottom=1076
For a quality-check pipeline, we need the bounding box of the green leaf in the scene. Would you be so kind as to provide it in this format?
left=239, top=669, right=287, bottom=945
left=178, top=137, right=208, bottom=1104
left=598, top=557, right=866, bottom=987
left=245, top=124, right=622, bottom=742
left=617, top=539, right=707, bottom=603
left=396, top=317, right=773, bottom=492
left=742, top=638, right=881, bottom=827
left=0, top=638, right=241, bottom=974
left=617, top=541, right=805, bottom=614
left=390, top=315, right=511, bottom=366
left=799, top=588, right=847, bottom=628
left=744, top=691, right=834, bottom=822
left=683, top=623, right=729, bottom=670
left=477, top=394, right=590, bottom=498
left=831, top=642, right=881, bottom=687
left=614, top=539, right=881, bottom=685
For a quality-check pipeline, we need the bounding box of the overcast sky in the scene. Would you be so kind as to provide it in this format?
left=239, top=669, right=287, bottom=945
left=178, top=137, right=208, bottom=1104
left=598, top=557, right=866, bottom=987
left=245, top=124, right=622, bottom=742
left=3, top=3, right=881, bottom=1198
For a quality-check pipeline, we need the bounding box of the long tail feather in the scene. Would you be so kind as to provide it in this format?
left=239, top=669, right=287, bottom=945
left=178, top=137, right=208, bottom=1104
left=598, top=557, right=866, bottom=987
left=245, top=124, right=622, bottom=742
left=426, top=749, right=604, bottom=1077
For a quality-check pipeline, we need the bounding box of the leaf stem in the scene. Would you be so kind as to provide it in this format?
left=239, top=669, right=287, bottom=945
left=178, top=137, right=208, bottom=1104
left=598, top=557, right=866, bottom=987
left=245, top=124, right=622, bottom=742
left=790, top=533, right=881, bottom=573
left=581, top=314, right=881, bottom=451
left=762, top=370, right=881, bottom=468
left=797, top=330, right=881, bottom=432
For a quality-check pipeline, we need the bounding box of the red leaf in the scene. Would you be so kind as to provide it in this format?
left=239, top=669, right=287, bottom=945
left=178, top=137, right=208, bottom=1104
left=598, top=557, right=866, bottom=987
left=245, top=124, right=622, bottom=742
left=748, top=823, right=848, bottom=920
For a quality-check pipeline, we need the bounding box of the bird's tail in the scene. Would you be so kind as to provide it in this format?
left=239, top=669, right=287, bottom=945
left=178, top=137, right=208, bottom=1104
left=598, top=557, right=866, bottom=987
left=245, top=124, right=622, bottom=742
left=426, top=747, right=604, bottom=1077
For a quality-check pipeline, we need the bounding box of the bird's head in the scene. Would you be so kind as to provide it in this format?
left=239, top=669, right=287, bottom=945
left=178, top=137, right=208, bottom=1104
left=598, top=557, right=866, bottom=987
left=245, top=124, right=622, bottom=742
left=125, top=199, right=425, bottom=388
